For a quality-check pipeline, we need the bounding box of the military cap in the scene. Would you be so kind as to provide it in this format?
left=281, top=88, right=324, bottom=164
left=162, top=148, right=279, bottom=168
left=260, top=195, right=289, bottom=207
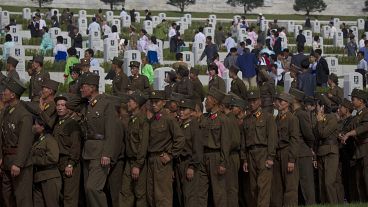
left=304, top=96, right=316, bottom=105
left=190, top=67, right=200, bottom=76
left=81, top=74, right=100, bottom=86
left=32, top=55, right=44, bottom=64
left=3, top=77, right=26, bottom=96
left=42, top=79, right=60, bottom=92
left=70, top=63, right=82, bottom=74
left=105, top=94, right=125, bottom=109
left=112, top=57, right=124, bottom=67
left=340, top=98, right=354, bottom=111
left=7, top=56, right=19, bottom=67
left=207, top=87, right=225, bottom=102
left=289, top=88, right=305, bottom=102
left=315, top=93, right=332, bottom=108
left=80, top=58, right=90, bottom=66
left=169, top=92, right=185, bottom=102
left=351, top=88, right=367, bottom=102
left=247, top=89, right=261, bottom=100
left=328, top=73, right=339, bottom=84
left=54, top=93, right=82, bottom=111
left=128, top=91, right=148, bottom=107
left=276, top=92, right=294, bottom=104
left=178, top=99, right=196, bottom=110
left=230, top=97, right=247, bottom=109
left=222, top=94, right=233, bottom=105
left=149, top=90, right=166, bottom=100
left=129, top=61, right=140, bottom=68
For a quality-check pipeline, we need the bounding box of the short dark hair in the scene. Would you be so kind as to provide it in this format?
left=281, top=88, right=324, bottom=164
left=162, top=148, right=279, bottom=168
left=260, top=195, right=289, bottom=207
left=56, top=36, right=63, bottom=43
left=85, top=48, right=95, bottom=57
left=5, top=34, right=12, bottom=42
left=206, top=36, right=212, bottom=41
left=92, top=17, right=96, bottom=22
left=198, top=27, right=204, bottom=33
left=112, top=25, right=118, bottom=33
left=314, top=49, right=322, bottom=56
left=67, top=47, right=77, bottom=56
left=245, top=39, right=252, bottom=45
left=176, top=53, right=183, bottom=61
left=301, top=58, right=310, bottom=69
left=230, top=47, right=237, bottom=53
left=358, top=51, right=365, bottom=56
left=297, top=46, right=304, bottom=53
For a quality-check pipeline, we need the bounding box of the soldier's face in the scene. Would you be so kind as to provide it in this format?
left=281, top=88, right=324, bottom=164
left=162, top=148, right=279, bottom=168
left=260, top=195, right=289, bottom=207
left=151, top=100, right=165, bottom=113
left=56, top=100, right=68, bottom=117
left=179, top=108, right=191, bottom=120
left=71, top=72, right=79, bottom=80
left=249, top=99, right=261, bottom=112
left=32, top=122, right=44, bottom=135
left=276, top=99, right=289, bottom=111
left=127, top=99, right=138, bottom=112
left=231, top=106, right=242, bottom=115
left=205, top=96, right=216, bottom=111
left=352, top=97, right=365, bottom=109
left=1, top=89, right=14, bottom=103
left=80, top=84, right=93, bottom=98
left=130, top=67, right=139, bottom=76
left=41, top=87, right=52, bottom=99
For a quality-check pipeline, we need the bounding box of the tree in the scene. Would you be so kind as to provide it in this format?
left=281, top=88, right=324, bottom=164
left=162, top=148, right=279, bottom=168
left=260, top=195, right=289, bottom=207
left=226, top=0, right=264, bottom=14
left=293, top=0, right=327, bottom=16
left=167, top=0, right=196, bottom=13
left=31, top=0, right=53, bottom=8
left=100, top=0, right=125, bottom=11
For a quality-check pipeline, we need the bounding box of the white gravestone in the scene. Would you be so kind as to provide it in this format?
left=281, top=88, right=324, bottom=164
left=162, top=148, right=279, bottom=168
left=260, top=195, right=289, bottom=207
left=9, top=46, right=26, bottom=81
left=233, top=15, right=241, bottom=24
left=261, top=19, right=268, bottom=32
left=319, top=37, right=324, bottom=55
left=312, top=20, right=320, bottom=33
left=223, top=70, right=242, bottom=93
left=153, top=67, right=175, bottom=90
left=52, top=35, right=71, bottom=48
left=51, top=9, right=59, bottom=21
left=79, top=10, right=87, bottom=19
left=106, top=11, right=114, bottom=22
left=156, top=39, right=163, bottom=63
left=90, top=66, right=106, bottom=93
left=144, top=20, right=153, bottom=35
left=78, top=18, right=88, bottom=35
left=284, top=72, right=292, bottom=93
left=112, top=19, right=121, bottom=34
left=9, top=25, right=18, bottom=34
left=333, top=18, right=340, bottom=29
left=22, top=8, right=32, bottom=20
left=0, top=11, right=10, bottom=28
left=159, top=13, right=166, bottom=22
left=123, top=50, right=141, bottom=76
left=204, top=27, right=214, bottom=40
left=350, top=26, right=359, bottom=42
left=325, top=57, right=340, bottom=76
left=184, top=14, right=192, bottom=25
left=152, top=16, right=160, bottom=28
left=344, top=72, right=363, bottom=99
left=181, top=51, right=194, bottom=68
left=122, top=15, right=131, bottom=28
left=237, top=28, right=247, bottom=39
left=89, top=30, right=102, bottom=51
left=209, top=17, right=216, bottom=28
left=76, top=48, right=85, bottom=60
left=134, top=12, right=140, bottom=23
left=104, top=38, right=119, bottom=62
left=322, top=25, right=331, bottom=39
left=176, top=21, right=185, bottom=34
left=303, top=30, right=313, bottom=46
left=358, top=19, right=365, bottom=30
left=334, top=31, right=344, bottom=48
left=238, top=33, right=248, bottom=44
left=294, top=25, right=303, bottom=38
left=287, top=21, right=295, bottom=33
left=50, top=27, right=61, bottom=39
left=13, top=34, right=22, bottom=46
left=192, top=41, right=206, bottom=65
left=180, top=17, right=189, bottom=30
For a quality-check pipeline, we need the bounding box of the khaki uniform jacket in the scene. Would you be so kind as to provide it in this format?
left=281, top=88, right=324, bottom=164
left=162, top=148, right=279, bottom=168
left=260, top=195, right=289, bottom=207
left=22, top=101, right=57, bottom=129
left=191, top=78, right=205, bottom=103
left=81, top=94, right=119, bottom=161
left=125, top=111, right=149, bottom=168
left=315, top=114, right=339, bottom=156
left=350, top=108, right=368, bottom=158
left=148, top=110, right=185, bottom=157
left=172, top=61, right=189, bottom=71
left=112, top=71, right=129, bottom=96
left=226, top=113, right=241, bottom=152
left=7, top=70, right=20, bottom=80
left=294, top=108, right=315, bottom=157
left=174, top=77, right=193, bottom=99
left=199, top=111, right=231, bottom=167
left=69, top=79, right=80, bottom=95
left=242, top=108, right=277, bottom=161
left=128, top=75, right=151, bottom=93
left=328, top=86, right=343, bottom=107
left=260, top=80, right=276, bottom=107
left=230, top=78, right=247, bottom=100
left=53, top=113, right=82, bottom=169
left=31, top=134, right=60, bottom=183
left=208, top=75, right=226, bottom=93
left=30, top=70, right=50, bottom=101
left=275, top=111, right=300, bottom=163
left=180, top=118, right=203, bottom=168
left=0, top=102, right=34, bottom=170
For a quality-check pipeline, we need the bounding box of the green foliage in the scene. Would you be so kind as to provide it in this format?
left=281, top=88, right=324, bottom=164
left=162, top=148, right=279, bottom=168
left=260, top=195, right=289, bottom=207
left=23, top=37, right=42, bottom=45
left=31, top=0, right=53, bottom=8
left=153, top=21, right=171, bottom=40
left=293, top=0, right=327, bottom=15
left=226, top=0, right=264, bottom=14
left=166, top=0, right=196, bottom=13
left=339, top=56, right=357, bottom=65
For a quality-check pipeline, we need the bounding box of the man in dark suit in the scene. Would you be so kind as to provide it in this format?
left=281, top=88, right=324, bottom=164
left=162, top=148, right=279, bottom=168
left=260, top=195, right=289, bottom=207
left=291, top=46, right=307, bottom=71
left=314, top=49, right=330, bottom=87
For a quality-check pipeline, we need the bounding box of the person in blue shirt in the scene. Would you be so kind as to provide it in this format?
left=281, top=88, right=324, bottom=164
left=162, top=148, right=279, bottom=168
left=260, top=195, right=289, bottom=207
left=236, top=48, right=258, bottom=89
left=359, top=40, right=368, bottom=62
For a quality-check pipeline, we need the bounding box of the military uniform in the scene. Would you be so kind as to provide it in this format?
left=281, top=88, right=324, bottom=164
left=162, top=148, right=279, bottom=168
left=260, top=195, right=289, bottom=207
left=259, top=80, right=275, bottom=114
left=190, top=78, right=205, bottom=105
left=172, top=61, right=189, bottom=71
left=327, top=73, right=343, bottom=108
left=198, top=88, right=230, bottom=207
left=208, top=75, right=226, bottom=93
left=81, top=75, right=120, bottom=207
left=112, top=71, right=129, bottom=96
left=0, top=78, right=33, bottom=207
left=32, top=133, right=62, bottom=207
left=53, top=94, right=82, bottom=207
left=173, top=77, right=193, bottom=99
left=29, top=56, right=50, bottom=102
left=146, top=90, right=185, bottom=207
left=6, top=56, right=20, bottom=80
left=242, top=90, right=277, bottom=207
left=128, top=75, right=151, bottom=93
left=7, top=70, right=20, bottom=81
left=271, top=93, right=300, bottom=207
left=69, top=64, right=82, bottom=95
left=231, top=78, right=247, bottom=100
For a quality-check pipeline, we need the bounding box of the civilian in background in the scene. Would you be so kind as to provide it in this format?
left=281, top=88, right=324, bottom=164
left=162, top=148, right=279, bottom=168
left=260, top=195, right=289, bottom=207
left=345, top=37, right=358, bottom=57
left=2, top=34, right=14, bottom=61
left=296, top=30, right=306, bottom=48
left=236, top=48, right=258, bottom=89
left=214, top=26, right=226, bottom=49
left=314, top=49, right=329, bottom=87
left=356, top=51, right=368, bottom=88
left=299, top=58, right=316, bottom=97
left=224, top=32, right=237, bottom=53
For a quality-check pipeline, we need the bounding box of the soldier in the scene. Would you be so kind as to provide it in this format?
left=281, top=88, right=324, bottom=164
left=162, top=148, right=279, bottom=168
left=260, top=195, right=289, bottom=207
left=174, top=65, right=193, bottom=99
left=39, top=79, right=60, bottom=128
left=258, top=69, right=276, bottom=114
left=29, top=55, right=50, bottom=102
left=207, top=63, right=226, bottom=93
left=165, top=93, right=184, bottom=120
left=340, top=89, right=368, bottom=201
left=80, top=58, right=93, bottom=82
left=0, top=78, right=33, bottom=207
left=221, top=94, right=241, bottom=207
left=175, top=98, right=204, bottom=207
left=270, top=92, right=300, bottom=207
left=31, top=117, right=61, bottom=207
left=164, top=70, right=178, bottom=98
left=327, top=73, right=343, bottom=109
left=315, top=93, right=340, bottom=204
left=69, top=64, right=82, bottom=95
left=172, top=52, right=189, bottom=71
left=80, top=74, right=119, bottom=207
left=120, top=91, right=149, bottom=207
left=289, top=88, right=316, bottom=205
left=146, top=90, right=185, bottom=207
left=6, top=56, right=20, bottom=80
left=111, top=57, right=129, bottom=96
left=53, top=93, right=82, bottom=207
left=242, top=89, right=276, bottom=207
left=0, top=72, right=6, bottom=111
left=198, top=87, right=230, bottom=206
left=189, top=67, right=205, bottom=106
left=229, top=65, right=247, bottom=100
left=128, top=61, right=151, bottom=93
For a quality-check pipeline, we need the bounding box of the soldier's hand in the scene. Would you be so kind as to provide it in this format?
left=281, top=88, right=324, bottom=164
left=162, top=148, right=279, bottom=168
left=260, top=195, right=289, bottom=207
left=217, top=165, right=226, bottom=175
left=186, top=168, right=194, bottom=181
left=159, top=153, right=172, bottom=165
left=65, top=165, right=73, bottom=177
left=131, top=167, right=140, bottom=181
left=287, top=162, right=295, bottom=173
left=265, top=160, right=274, bottom=169
left=243, top=161, right=248, bottom=172
left=101, top=157, right=111, bottom=167
left=11, top=165, right=20, bottom=177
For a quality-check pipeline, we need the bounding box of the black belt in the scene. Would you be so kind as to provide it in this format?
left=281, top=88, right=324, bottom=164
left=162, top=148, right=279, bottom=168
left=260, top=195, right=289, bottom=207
left=86, top=133, right=105, bottom=140
left=204, top=147, right=220, bottom=153
left=247, top=144, right=267, bottom=150
left=319, top=139, right=338, bottom=146
left=34, top=164, right=58, bottom=172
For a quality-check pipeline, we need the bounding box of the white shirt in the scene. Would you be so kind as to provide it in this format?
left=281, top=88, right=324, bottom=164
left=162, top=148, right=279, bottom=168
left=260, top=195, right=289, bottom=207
left=312, top=41, right=320, bottom=51
left=90, top=58, right=100, bottom=67
left=224, top=37, right=237, bottom=52
left=279, top=31, right=288, bottom=49
left=194, top=32, right=206, bottom=43
left=358, top=59, right=368, bottom=71
left=88, top=21, right=101, bottom=33
left=108, top=32, right=120, bottom=41
left=138, top=35, right=149, bottom=52
left=39, top=19, right=47, bottom=29
left=53, top=43, right=67, bottom=55
left=359, top=39, right=366, bottom=49
left=168, top=27, right=176, bottom=38
left=147, top=43, right=160, bottom=61
left=102, top=24, right=111, bottom=35
left=329, top=26, right=337, bottom=38
left=120, top=11, right=128, bottom=18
